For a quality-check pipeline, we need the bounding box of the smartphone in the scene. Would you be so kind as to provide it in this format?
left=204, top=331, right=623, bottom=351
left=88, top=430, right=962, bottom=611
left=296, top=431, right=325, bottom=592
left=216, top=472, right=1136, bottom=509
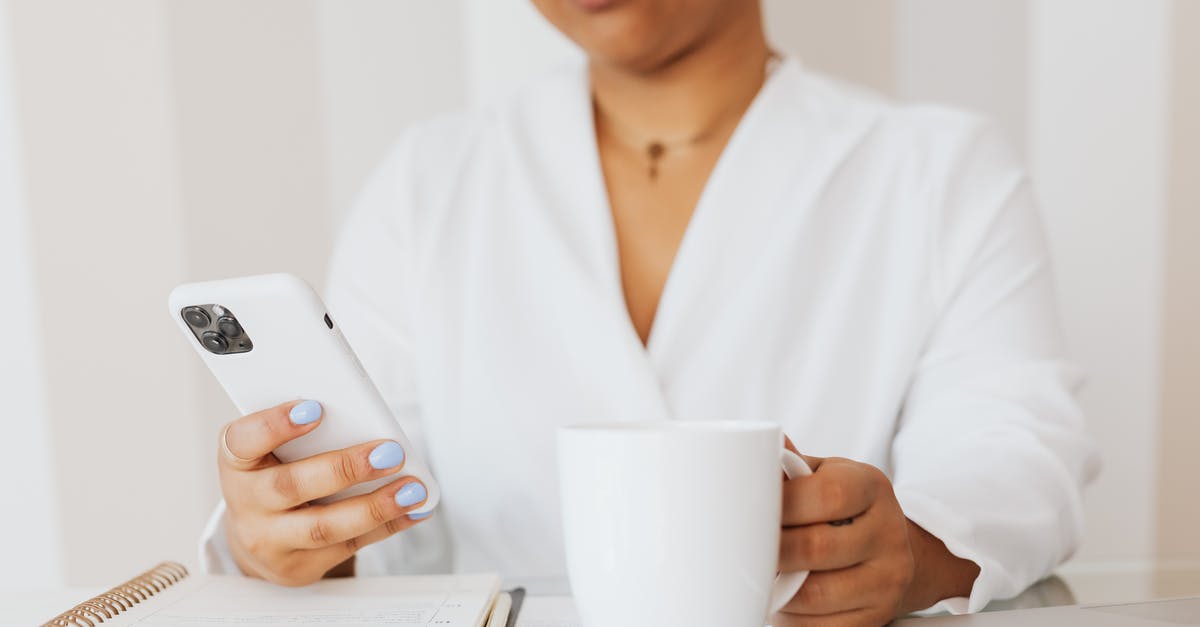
left=168, top=273, right=439, bottom=512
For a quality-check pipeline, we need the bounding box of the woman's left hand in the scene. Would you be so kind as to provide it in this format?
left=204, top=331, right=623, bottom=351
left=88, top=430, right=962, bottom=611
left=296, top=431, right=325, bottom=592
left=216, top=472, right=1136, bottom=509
left=773, top=449, right=916, bottom=626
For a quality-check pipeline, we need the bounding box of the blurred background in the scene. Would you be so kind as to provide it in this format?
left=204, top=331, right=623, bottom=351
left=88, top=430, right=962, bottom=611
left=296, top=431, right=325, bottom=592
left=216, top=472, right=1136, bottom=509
left=0, top=0, right=1196, bottom=597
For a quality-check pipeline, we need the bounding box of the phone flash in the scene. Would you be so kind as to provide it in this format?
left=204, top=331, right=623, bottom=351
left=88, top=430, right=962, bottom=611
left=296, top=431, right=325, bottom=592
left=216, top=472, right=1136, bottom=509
left=212, top=305, right=226, bottom=316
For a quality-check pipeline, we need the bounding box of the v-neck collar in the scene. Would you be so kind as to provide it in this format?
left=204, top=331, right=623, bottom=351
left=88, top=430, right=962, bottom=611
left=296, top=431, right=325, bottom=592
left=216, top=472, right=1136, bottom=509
left=641, top=58, right=805, bottom=360
left=572, top=58, right=807, bottom=353
left=540, top=56, right=877, bottom=420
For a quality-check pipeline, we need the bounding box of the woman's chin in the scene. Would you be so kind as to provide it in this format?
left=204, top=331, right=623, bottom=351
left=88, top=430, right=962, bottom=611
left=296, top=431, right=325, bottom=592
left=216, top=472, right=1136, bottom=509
left=534, top=0, right=704, bottom=75
left=567, top=0, right=622, bottom=12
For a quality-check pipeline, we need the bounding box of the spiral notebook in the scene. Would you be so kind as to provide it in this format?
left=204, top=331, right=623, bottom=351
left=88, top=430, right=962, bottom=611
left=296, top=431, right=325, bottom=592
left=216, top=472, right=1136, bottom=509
left=42, top=562, right=510, bottom=627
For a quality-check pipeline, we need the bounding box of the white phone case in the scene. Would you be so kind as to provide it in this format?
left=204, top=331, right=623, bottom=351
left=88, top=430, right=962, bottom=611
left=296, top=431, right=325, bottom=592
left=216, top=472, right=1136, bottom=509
left=168, top=273, right=439, bottom=512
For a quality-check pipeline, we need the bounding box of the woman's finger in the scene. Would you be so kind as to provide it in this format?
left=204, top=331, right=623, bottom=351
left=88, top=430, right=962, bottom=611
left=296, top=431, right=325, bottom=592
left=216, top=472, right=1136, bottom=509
left=779, top=505, right=879, bottom=572
left=782, top=437, right=824, bottom=471
left=258, top=439, right=408, bottom=509
left=276, top=478, right=429, bottom=550
left=778, top=562, right=889, bottom=615
left=221, top=400, right=324, bottom=470
left=305, top=506, right=434, bottom=567
left=782, top=457, right=878, bottom=526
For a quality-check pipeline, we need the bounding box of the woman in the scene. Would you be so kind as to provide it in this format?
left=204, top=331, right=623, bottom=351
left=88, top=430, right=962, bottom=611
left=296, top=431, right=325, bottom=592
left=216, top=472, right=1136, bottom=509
left=202, top=0, right=1097, bottom=624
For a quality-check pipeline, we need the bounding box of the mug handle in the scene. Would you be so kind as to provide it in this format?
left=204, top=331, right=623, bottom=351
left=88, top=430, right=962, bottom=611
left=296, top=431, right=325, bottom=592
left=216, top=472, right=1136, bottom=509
left=768, top=448, right=812, bottom=614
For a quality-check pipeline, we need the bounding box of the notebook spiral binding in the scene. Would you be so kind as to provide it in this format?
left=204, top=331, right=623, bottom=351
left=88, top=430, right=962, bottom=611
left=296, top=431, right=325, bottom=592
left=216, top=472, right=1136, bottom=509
left=42, top=562, right=189, bottom=627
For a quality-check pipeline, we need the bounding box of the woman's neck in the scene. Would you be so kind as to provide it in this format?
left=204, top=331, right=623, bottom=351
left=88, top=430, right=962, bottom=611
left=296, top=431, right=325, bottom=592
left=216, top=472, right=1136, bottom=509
left=589, top=5, right=771, bottom=144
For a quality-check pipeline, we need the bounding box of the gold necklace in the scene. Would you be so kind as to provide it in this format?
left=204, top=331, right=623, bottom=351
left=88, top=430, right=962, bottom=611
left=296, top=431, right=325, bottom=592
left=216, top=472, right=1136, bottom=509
left=597, top=52, right=782, bottom=181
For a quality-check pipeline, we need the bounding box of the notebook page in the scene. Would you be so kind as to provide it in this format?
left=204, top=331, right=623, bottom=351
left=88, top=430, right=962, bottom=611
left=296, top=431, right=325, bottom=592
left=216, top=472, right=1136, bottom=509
left=114, top=573, right=500, bottom=627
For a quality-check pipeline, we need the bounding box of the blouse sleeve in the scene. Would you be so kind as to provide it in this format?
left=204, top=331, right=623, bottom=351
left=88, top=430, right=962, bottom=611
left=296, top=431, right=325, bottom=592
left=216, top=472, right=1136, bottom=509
left=323, top=136, right=425, bottom=452
left=890, top=121, right=1100, bottom=613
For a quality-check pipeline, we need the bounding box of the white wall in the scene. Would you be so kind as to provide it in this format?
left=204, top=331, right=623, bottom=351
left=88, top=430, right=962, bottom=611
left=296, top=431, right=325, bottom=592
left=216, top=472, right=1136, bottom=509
left=0, top=0, right=1194, bottom=587
left=1030, top=0, right=1172, bottom=565
left=461, top=0, right=581, bottom=106
left=314, top=0, right=467, bottom=217
left=4, top=0, right=203, bottom=584
left=1158, top=0, right=1200, bottom=562
left=0, top=0, right=59, bottom=589
left=893, top=0, right=1028, bottom=154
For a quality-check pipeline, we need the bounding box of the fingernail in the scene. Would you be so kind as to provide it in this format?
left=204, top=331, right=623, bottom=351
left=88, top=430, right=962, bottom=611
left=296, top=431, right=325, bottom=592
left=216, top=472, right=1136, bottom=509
left=408, top=511, right=432, bottom=521
left=289, top=400, right=322, bottom=425
left=394, top=482, right=427, bottom=508
left=368, top=441, right=405, bottom=469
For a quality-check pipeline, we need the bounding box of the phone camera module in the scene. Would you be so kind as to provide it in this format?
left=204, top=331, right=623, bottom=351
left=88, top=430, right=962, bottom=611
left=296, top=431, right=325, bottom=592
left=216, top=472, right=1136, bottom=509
left=201, top=331, right=229, bottom=354
left=217, top=316, right=243, bottom=338
left=182, top=304, right=253, bottom=355
left=183, top=306, right=211, bottom=328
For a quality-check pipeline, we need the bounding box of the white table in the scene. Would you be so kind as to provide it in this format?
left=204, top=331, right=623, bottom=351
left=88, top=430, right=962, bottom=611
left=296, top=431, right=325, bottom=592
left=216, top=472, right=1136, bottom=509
left=509, top=565, right=1200, bottom=624
left=8, top=565, right=1200, bottom=626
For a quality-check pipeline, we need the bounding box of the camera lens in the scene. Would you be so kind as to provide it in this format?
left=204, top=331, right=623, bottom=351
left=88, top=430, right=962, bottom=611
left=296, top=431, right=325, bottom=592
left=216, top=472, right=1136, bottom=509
left=183, top=306, right=210, bottom=328
left=201, top=331, right=229, bottom=354
left=217, top=316, right=243, bottom=338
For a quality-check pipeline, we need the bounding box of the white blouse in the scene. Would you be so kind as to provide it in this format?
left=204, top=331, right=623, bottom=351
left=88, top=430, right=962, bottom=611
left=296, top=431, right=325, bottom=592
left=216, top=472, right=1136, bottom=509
left=201, top=58, right=1098, bottom=614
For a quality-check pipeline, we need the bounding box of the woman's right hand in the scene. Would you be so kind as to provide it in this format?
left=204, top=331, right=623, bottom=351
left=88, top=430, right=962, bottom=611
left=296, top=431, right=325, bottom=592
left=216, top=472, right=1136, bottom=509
left=218, top=399, right=430, bottom=586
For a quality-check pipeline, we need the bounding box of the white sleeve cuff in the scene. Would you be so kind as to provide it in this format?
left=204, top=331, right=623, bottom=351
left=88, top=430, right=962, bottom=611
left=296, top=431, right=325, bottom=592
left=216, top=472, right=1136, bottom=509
left=895, top=489, right=1018, bottom=615
left=199, top=500, right=243, bottom=575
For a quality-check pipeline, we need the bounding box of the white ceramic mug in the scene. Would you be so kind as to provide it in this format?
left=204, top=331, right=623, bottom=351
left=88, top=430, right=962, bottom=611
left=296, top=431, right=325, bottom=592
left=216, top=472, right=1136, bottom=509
left=558, top=421, right=811, bottom=627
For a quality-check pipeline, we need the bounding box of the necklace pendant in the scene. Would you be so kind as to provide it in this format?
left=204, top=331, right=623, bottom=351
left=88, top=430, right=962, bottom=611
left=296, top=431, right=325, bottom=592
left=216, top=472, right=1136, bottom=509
left=647, top=141, right=665, bottom=181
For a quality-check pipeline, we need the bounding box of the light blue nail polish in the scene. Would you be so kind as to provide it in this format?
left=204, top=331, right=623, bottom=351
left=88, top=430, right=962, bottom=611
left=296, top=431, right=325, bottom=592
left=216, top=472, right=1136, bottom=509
left=368, top=441, right=405, bottom=470
left=395, top=482, right=427, bottom=508
left=408, top=511, right=432, bottom=521
left=289, top=400, right=322, bottom=425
